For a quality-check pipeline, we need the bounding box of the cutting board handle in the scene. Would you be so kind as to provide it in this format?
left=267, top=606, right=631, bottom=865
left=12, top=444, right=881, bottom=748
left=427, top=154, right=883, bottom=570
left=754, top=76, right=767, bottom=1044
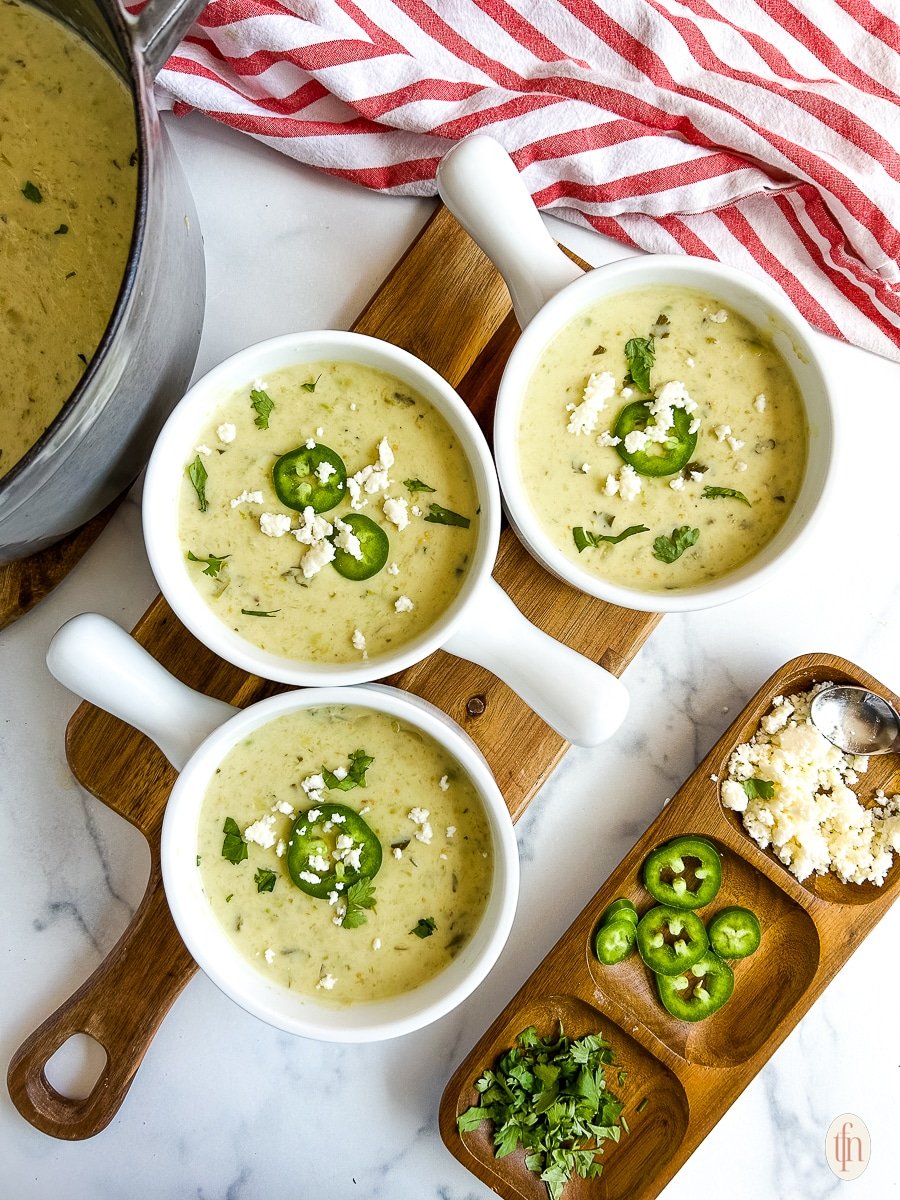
left=6, top=879, right=196, bottom=1139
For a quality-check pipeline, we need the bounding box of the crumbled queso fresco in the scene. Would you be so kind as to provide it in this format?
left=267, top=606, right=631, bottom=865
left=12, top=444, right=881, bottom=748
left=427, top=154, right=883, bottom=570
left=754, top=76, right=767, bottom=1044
left=722, top=683, right=900, bottom=885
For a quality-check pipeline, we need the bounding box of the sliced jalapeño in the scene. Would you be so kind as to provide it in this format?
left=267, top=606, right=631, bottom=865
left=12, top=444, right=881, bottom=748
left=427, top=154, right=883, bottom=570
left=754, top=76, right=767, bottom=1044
left=330, top=513, right=389, bottom=581
left=614, top=400, right=697, bottom=477
left=272, top=442, right=346, bottom=513
left=286, top=802, right=382, bottom=899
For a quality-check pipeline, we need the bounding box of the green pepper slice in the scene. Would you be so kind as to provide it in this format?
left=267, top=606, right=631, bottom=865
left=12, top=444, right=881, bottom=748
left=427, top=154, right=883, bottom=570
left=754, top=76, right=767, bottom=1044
left=286, top=802, right=382, bottom=899
left=272, top=442, right=347, bottom=513
left=636, top=904, right=708, bottom=976
left=656, top=952, right=734, bottom=1022
left=707, top=906, right=761, bottom=960
left=642, top=836, right=722, bottom=909
left=614, top=400, right=697, bottom=477
left=593, top=918, right=637, bottom=965
left=600, top=897, right=639, bottom=927
left=330, top=513, right=389, bottom=581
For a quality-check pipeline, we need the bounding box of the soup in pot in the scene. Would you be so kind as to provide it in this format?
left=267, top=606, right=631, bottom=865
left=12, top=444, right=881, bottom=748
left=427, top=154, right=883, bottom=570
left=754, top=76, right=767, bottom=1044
left=0, top=0, right=138, bottom=478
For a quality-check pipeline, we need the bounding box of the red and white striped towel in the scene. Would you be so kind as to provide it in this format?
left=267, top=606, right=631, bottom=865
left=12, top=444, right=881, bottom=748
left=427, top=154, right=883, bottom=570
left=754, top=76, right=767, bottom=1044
left=158, top=0, right=900, bottom=361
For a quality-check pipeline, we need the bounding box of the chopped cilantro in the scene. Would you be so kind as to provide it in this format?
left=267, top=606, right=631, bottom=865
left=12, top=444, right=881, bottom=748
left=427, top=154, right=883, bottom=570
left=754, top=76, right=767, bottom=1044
left=702, top=485, right=751, bottom=506
left=187, top=550, right=230, bottom=578
left=651, top=525, right=699, bottom=563
left=22, top=180, right=43, bottom=203
left=341, top=877, right=377, bottom=928
left=222, top=817, right=248, bottom=865
left=250, top=388, right=274, bottom=429
left=186, top=455, right=209, bottom=512
left=424, top=503, right=470, bottom=528
left=411, top=917, right=436, bottom=939
left=741, top=777, right=775, bottom=800
left=322, top=748, right=374, bottom=791
left=254, top=868, right=277, bottom=893
left=573, top=524, right=648, bottom=553
left=624, top=335, right=654, bottom=392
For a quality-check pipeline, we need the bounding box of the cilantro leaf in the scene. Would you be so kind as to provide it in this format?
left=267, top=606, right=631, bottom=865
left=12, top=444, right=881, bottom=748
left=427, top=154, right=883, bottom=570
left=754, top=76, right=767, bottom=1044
left=241, top=608, right=279, bottom=617
left=54, top=224, right=68, bottom=235
left=341, top=877, right=377, bottom=928
left=702, top=485, right=751, bottom=506
left=411, top=916, right=436, bottom=938
left=221, top=817, right=248, bottom=865
left=186, top=455, right=209, bottom=512
left=301, top=376, right=321, bottom=392
left=573, top=524, right=648, bottom=553
left=322, top=748, right=374, bottom=791
left=22, top=180, right=43, bottom=203
left=254, top=868, right=277, bottom=893
left=249, top=388, right=275, bottom=429
left=403, top=478, right=436, bottom=493
left=651, top=525, right=699, bottom=563
left=424, top=503, right=470, bottom=528
left=742, top=777, right=775, bottom=800
left=187, top=550, right=230, bottom=578
left=624, top=335, right=654, bottom=392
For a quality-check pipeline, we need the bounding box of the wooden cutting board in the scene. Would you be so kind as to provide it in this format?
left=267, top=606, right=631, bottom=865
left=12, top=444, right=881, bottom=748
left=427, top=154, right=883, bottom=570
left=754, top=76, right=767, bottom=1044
left=440, top=651, right=900, bottom=1200
left=7, top=204, right=661, bottom=1141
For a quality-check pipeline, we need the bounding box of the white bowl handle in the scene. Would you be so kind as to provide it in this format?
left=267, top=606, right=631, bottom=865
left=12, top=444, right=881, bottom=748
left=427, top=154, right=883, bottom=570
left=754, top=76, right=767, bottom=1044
left=443, top=578, right=629, bottom=747
left=47, top=613, right=238, bottom=771
left=436, top=134, right=583, bottom=328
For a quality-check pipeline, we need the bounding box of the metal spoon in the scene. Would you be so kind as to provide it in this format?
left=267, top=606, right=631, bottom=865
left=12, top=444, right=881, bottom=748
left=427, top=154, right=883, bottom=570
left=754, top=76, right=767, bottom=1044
left=809, top=685, right=900, bottom=755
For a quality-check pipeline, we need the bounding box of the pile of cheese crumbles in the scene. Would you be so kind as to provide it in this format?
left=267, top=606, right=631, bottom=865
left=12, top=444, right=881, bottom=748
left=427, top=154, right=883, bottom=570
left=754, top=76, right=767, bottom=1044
left=721, top=682, right=900, bottom=885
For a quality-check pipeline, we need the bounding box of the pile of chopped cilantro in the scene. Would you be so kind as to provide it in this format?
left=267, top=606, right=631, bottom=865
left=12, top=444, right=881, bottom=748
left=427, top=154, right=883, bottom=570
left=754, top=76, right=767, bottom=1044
left=457, top=1024, right=626, bottom=1200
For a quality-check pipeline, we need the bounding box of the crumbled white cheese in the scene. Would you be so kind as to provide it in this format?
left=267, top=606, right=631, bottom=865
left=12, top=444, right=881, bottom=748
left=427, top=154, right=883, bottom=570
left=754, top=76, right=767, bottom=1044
left=292, top=506, right=332, bottom=546
left=392, top=846, right=403, bottom=860
left=194, top=444, right=212, bottom=456
left=372, top=938, right=382, bottom=951
left=308, top=853, right=330, bottom=873
left=688, top=417, right=701, bottom=435
left=754, top=393, right=767, bottom=412
left=316, top=459, right=337, bottom=484
left=264, top=947, right=275, bottom=965
left=411, top=504, right=422, bottom=517
left=299, top=538, right=335, bottom=578
left=597, top=430, right=621, bottom=447
left=387, top=562, right=400, bottom=576
left=383, top=496, right=409, bottom=530
left=669, top=476, right=686, bottom=491
left=708, top=309, right=729, bottom=323
left=217, top=422, right=237, bottom=444
left=604, top=463, right=642, bottom=501
left=260, top=512, right=292, bottom=538
left=580, top=463, right=590, bottom=474
left=333, top=517, right=363, bottom=560
left=316, top=973, right=337, bottom=991
left=316, top=426, right=324, bottom=437
left=297, top=870, right=321, bottom=885
left=394, top=595, right=414, bottom=613
left=244, top=815, right=277, bottom=849
left=348, top=438, right=394, bottom=509
left=230, top=490, right=264, bottom=508
left=302, top=776, right=325, bottom=801
left=272, top=800, right=294, bottom=815
left=722, top=683, right=900, bottom=885
left=408, top=806, right=433, bottom=844
left=439, top=775, right=450, bottom=791
left=446, top=825, right=456, bottom=839
left=727, top=435, right=745, bottom=452
left=351, top=628, right=367, bottom=657
left=305, top=437, right=317, bottom=450
left=714, top=424, right=731, bottom=442
left=275, top=839, right=286, bottom=858
left=566, top=370, right=616, bottom=435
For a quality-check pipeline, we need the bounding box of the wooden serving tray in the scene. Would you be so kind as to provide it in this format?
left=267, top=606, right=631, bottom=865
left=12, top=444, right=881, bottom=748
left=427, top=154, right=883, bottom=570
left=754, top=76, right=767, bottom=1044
left=440, top=651, right=900, bottom=1200
left=7, top=205, right=661, bottom=1141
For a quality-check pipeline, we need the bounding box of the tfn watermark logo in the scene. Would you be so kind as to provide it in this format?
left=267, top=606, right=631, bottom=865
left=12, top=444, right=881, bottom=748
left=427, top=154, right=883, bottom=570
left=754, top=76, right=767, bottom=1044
left=825, top=1113, right=871, bottom=1180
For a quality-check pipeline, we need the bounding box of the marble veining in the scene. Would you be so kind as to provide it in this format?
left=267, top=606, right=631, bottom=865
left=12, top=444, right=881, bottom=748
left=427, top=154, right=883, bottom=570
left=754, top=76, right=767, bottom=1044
left=2, top=112, right=900, bottom=1199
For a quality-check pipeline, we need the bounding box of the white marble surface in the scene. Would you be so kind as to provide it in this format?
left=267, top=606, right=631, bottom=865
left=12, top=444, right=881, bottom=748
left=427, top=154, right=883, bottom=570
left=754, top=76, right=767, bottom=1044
left=3, top=110, right=900, bottom=1199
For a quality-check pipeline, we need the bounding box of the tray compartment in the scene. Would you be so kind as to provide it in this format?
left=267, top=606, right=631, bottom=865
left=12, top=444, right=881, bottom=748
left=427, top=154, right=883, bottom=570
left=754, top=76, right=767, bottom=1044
left=447, top=993, right=689, bottom=1200
left=712, top=657, right=900, bottom=907
left=586, top=836, right=820, bottom=1066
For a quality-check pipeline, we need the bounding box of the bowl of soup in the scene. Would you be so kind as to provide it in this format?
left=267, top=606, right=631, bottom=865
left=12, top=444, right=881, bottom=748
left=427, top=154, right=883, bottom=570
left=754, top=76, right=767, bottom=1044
left=46, top=613, right=519, bottom=1041
left=142, top=329, right=631, bottom=748
left=437, top=135, right=836, bottom=612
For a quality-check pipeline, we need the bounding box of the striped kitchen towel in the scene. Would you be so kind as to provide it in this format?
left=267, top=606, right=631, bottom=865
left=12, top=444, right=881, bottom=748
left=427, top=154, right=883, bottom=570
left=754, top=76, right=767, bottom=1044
left=158, top=0, right=900, bottom=361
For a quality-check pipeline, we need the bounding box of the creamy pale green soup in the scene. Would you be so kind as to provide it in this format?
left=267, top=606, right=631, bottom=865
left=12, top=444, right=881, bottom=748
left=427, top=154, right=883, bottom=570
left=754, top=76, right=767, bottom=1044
left=197, top=705, right=493, bottom=1004
left=0, top=1, right=137, bottom=478
left=519, top=286, right=808, bottom=590
left=179, top=361, right=479, bottom=663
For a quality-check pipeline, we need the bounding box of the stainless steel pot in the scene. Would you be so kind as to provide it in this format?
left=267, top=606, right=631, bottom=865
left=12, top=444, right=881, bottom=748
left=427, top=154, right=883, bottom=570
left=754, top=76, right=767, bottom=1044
left=0, top=0, right=207, bottom=564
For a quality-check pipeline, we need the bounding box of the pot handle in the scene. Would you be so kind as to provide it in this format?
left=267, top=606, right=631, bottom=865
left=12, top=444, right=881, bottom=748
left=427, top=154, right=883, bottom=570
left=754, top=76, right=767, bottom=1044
left=129, top=0, right=208, bottom=80
left=442, top=578, right=629, bottom=747
left=47, top=613, right=237, bottom=770
left=436, top=134, right=584, bottom=329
